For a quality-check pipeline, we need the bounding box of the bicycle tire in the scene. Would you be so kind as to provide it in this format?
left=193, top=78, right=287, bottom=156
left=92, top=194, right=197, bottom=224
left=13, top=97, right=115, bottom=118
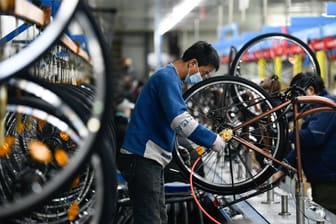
left=0, top=2, right=116, bottom=219
left=228, top=46, right=238, bottom=75
left=0, top=105, right=80, bottom=219
left=0, top=98, right=117, bottom=223
left=12, top=75, right=94, bottom=122
left=173, top=75, right=287, bottom=194
left=229, top=32, right=320, bottom=82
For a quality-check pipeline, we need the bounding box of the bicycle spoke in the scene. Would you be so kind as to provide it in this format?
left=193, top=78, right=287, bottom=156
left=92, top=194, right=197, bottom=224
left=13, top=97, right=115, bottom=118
left=174, top=75, right=286, bottom=194
left=0, top=2, right=116, bottom=222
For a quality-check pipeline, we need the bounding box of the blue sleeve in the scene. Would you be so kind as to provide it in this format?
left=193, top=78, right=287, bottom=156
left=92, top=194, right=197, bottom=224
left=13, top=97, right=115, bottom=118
left=284, top=149, right=296, bottom=167
left=292, top=111, right=336, bottom=150
left=155, top=70, right=217, bottom=148
left=189, top=125, right=217, bottom=148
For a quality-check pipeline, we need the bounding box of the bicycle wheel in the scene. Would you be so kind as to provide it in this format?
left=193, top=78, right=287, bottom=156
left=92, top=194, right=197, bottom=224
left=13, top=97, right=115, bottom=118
left=0, top=96, right=116, bottom=223
left=0, top=2, right=116, bottom=218
left=229, top=33, right=320, bottom=84
left=173, top=75, right=287, bottom=194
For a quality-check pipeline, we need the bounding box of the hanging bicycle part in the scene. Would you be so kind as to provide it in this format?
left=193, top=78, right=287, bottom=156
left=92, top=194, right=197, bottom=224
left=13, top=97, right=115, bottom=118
left=0, top=0, right=80, bottom=79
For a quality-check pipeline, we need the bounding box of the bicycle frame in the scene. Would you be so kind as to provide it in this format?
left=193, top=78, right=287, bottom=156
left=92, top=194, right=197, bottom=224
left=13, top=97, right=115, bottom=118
left=230, top=95, right=336, bottom=183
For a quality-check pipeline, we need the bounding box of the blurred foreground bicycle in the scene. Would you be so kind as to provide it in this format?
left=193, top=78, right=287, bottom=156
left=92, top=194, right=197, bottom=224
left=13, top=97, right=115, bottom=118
left=0, top=0, right=117, bottom=222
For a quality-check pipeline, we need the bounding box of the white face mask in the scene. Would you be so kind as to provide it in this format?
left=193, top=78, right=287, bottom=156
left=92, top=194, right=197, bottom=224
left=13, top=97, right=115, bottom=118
left=184, top=66, right=202, bottom=84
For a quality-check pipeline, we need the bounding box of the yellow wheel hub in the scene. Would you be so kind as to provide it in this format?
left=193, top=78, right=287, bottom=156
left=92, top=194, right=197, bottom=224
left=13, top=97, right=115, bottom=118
left=220, top=128, right=233, bottom=141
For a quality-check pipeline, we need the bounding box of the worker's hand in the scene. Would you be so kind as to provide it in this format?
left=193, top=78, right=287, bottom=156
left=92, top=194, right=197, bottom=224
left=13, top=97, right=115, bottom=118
left=211, top=135, right=226, bottom=153
left=273, top=170, right=285, bottom=183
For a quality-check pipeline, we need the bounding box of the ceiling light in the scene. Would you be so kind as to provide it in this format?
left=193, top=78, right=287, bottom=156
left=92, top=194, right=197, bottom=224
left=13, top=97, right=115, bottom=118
left=158, top=0, right=201, bottom=35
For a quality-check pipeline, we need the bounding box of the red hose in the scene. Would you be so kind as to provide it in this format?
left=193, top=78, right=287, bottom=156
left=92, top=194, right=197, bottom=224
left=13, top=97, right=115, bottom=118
left=189, top=156, right=222, bottom=224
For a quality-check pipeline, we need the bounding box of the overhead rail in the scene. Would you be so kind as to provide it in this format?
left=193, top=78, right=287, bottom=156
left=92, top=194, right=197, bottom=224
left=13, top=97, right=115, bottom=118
left=60, top=34, right=90, bottom=63
left=0, top=0, right=50, bottom=26
left=0, top=0, right=90, bottom=63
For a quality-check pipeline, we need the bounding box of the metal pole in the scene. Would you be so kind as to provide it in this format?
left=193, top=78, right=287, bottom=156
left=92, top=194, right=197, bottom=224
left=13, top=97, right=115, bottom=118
left=262, top=0, right=268, bottom=25
left=278, top=194, right=291, bottom=216
left=262, top=178, right=279, bottom=204
left=293, top=102, right=305, bottom=224
left=216, top=4, right=223, bottom=38
left=194, top=18, right=199, bottom=41
left=154, top=0, right=162, bottom=69
left=228, top=0, right=233, bottom=24
left=296, top=181, right=305, bottom=224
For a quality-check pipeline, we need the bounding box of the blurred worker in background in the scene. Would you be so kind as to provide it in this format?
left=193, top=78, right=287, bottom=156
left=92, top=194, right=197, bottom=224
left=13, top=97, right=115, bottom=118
left=118, top=57, right=139, bottom=103
left=114, top=97, right=134, bottom=150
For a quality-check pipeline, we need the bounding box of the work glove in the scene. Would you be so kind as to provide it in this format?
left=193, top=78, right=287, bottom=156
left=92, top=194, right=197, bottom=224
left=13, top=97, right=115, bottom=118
left=211, top=134, right=226, bottom=153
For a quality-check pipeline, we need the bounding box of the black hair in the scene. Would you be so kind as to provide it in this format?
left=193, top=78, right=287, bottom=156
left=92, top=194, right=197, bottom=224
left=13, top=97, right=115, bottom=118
left=181, top=41, right=220, bottom=71
left=290, top=72, right=325, bottom=94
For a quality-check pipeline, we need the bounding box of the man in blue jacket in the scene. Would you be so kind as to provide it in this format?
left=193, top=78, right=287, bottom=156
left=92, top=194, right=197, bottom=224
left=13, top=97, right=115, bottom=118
left=117, top=41, right=226, bottom=224
left=274, top=72, right=336, bottom=214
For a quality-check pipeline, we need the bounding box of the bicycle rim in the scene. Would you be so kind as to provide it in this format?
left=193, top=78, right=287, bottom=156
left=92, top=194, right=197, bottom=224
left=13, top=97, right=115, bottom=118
left=229, top=33, right=320, bottom=84
left=173, top=75, right=286, bottom=194
left=0, top=2, right=115, bottom=219
left=0, top=96, right=116, bottom=223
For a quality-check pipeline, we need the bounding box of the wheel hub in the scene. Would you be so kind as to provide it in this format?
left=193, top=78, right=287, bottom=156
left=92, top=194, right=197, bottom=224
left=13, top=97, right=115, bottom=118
left=220, top=128, right=233, bottom=141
